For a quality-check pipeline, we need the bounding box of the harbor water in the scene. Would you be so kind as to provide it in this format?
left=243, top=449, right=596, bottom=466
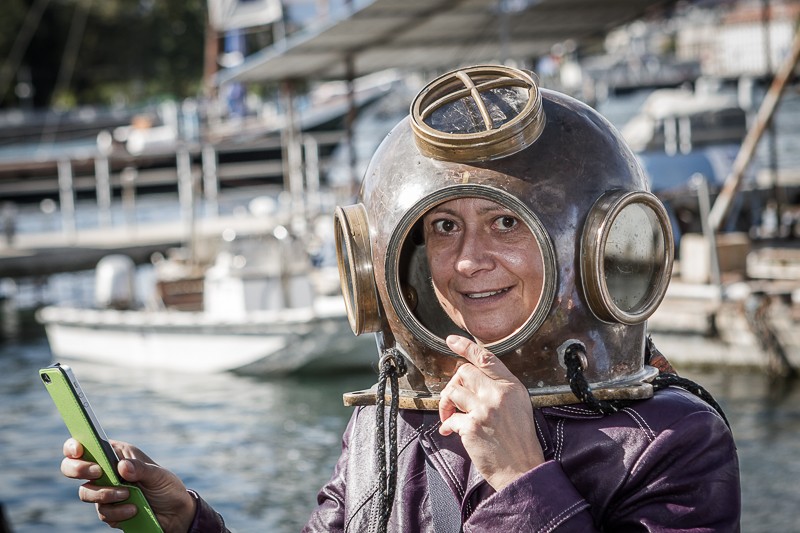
left=1, top=328, right=799, bottom=532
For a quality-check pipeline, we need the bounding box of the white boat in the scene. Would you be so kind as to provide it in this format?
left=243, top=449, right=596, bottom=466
left=647, top=277, right=800, bottom=374
left=37, top=300, right=374, bottom=375
left=37, top=229, right=377, bottom=375
left=621, top=87, right=754, bottom=199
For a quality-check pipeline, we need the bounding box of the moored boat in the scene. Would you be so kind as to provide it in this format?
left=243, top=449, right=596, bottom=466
left=36, top=228, right=377, bottom=375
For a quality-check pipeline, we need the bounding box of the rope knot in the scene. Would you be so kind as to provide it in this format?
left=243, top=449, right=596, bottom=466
left=379, top=349, right=407, bottom=377
left=374, top=348, right=406, bottom=532
left=563, top=342, right=618, bottom=415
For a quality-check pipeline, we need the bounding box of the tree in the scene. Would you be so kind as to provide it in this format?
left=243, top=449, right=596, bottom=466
left=0, top=0, right=207, bottom=109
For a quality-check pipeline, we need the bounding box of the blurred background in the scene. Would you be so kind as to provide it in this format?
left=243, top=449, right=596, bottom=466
left=1, top=1, right=800, bottom=531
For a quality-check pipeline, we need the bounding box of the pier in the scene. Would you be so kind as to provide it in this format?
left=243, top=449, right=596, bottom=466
left=0, top=212, right=280, bottom=278
left=0, top=124, right=357, bottom=279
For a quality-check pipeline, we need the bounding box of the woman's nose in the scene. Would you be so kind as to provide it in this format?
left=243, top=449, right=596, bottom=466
left=454, top=230, right=494, bottom=276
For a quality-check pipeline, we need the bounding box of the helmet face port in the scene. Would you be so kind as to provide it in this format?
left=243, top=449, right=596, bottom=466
left=385, top=185, right=556, bottom=357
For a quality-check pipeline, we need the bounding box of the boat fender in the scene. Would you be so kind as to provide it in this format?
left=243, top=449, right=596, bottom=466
left=95, top=254, right=137, bottom=310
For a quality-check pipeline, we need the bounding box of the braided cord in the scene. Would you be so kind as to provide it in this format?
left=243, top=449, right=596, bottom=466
left=645, top=336, right=731, bottom=428
left=651, top=372, right=731, bottom=428
left=563, top=339, right=731, bottom=429
left=563, top=343, right=619, bottom=415
left=374, top=349, right=407, bottom=533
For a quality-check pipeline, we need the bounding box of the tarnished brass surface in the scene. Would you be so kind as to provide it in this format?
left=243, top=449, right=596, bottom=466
left=335, top=65, right=675, bottom=405
left=334, top=204, right=381, bottom=335
left=343, top=366, right=658, bottom=411
left=581, top=190, right=674, bottom=324
left=410, top=65, right=546, bottom=162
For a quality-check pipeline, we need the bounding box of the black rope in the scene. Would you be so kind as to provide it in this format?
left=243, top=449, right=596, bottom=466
left=650, top=372, right=731, bottom=429
left=645, top=336, right=731, bottom=428
left=374, top=349, right=407, bottom=533
left=743, top=293, right=797, bottom=379
left=564, top=343, right=619, bottom=415
left=563, top=339, right=731, bottom=429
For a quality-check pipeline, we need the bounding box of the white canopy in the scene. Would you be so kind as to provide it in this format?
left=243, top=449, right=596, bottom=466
left=216, top=0, right=677, bottom=84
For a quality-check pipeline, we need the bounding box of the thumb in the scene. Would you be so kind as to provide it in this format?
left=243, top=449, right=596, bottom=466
left=446, top=335, right=516, bottom=382
left=117, top=458, right=158, bottom=485
left=117, top=456, right=187, bottom=499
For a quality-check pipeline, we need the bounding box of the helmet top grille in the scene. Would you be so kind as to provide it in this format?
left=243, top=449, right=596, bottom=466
left=410, top=65, right=546, bottom=162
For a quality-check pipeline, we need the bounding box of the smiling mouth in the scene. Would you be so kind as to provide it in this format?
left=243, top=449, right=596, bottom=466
left=465, top=287, right=511, bottom=299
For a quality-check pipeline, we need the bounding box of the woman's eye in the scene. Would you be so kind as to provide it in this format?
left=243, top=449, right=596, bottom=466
left=432, top=219, right=456, bottom=233
left=495, top=215, right=518, bottom=230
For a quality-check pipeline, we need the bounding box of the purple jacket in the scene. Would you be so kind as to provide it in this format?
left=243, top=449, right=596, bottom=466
left=190, top=387, right=740, bottom=532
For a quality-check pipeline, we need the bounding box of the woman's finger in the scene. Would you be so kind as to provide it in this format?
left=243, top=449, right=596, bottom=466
left=96, top=501, right=138, bottom=524
left=439, top=411, right=470, bottom=437
left=78, top=483, right=130, bottom=505
left=438, top=381, right=476, bottom=425
left=61, top=457, right=103, bottom=481
left=63, top=438, right=83, bottom=459
left=446, top=335, right=517, bottom=382
left=111, top=440, right=155, bottom=464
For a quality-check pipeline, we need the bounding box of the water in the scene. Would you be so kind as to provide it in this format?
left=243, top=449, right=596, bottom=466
left=1, top=329, right=799, bottom=532
left=0, top=332, right=378, bottom=533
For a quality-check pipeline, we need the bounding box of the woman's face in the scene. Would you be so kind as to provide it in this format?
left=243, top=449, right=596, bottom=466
left=423, top=197, right=544, bottom=344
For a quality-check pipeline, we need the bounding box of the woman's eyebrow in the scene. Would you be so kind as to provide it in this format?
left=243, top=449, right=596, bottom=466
left=424, top=203, right=512, bottom=222
left=425, top=206, right=458, bottom=218
left=476, top=204, right=513, bottom=216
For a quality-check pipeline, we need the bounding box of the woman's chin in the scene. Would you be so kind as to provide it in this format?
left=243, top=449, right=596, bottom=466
left=465, top=317, right=528, bottom=346
left=469, top=329, right=511, bottom=346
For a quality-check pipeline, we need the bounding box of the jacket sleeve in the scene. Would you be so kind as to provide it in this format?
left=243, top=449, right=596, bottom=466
left=463, top=460, right=599, bottom=532
left=465, top=406, right=740, bottom=532
left=301, top=407, right=362, bottom=533
left=186, top=490, right=230, bottom=533
left=607, top=409, right=741, bottom=531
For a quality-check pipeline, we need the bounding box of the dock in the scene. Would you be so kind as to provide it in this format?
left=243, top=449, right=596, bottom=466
left=0, top=213, right=280, bottom=278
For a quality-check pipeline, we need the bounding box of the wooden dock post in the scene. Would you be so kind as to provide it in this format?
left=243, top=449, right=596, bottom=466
left=94, top=155, right=112, bottom=228
left=56, top=158, right=76, bottom=242
left=202, top=143, right=219, bottom=218
left=709, top=25, right=800, bottom=231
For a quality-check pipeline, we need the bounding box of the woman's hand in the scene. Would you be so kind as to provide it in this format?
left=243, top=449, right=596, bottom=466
left=439, top=335, right=545, bottom=491
left=61, top=438, right=196, bottom=533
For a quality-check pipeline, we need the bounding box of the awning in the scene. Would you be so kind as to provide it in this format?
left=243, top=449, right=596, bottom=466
left=216, top=0, right=678, bottom=84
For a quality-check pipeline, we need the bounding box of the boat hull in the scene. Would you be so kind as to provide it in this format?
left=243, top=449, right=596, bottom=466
left=646, top=281, right=800, bottom=373
left=37, top=302, right=377, bottom=375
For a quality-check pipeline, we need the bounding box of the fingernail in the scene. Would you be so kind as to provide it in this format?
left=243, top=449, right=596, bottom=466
left=68, top=441, right=78, bottom=456
left=121, top=459, right=135, bottom=475
left=87, top=464, right=103, bottom=478
left=446, top=335, right=465, bottom=348
left=114, top=489, right=130, bottom=501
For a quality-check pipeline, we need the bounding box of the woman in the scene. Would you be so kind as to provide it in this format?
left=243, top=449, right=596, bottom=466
left=59, top=65, right=741, bottom=531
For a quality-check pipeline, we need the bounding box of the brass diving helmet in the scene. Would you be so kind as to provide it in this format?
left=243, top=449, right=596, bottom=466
left=334, top=65, right=674, bottom=410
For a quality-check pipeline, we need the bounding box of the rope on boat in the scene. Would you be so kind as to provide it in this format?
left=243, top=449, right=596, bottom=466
left=744, top=292, right=797, bottom=379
